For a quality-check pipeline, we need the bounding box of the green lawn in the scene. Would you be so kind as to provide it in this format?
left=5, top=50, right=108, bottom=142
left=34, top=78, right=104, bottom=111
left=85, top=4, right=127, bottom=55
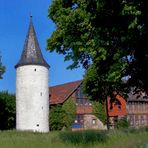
left=0, top=129, right=148, bottom=148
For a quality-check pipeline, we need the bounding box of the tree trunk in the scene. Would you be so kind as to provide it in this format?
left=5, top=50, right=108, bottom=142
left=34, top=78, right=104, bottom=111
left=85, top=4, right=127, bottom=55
left=105, top=96, right=110, bottom=130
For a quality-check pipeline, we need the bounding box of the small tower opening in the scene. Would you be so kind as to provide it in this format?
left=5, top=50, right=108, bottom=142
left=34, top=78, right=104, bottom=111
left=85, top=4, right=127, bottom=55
left=34, top=69, right=36, bottom=71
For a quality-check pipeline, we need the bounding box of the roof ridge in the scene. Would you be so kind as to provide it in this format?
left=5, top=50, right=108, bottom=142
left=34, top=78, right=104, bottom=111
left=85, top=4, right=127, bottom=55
left=49, top=80, right=83, bottom=104
left=63, top=81, right=82, bottom=102
left=50, top=80, right=82, bottom=88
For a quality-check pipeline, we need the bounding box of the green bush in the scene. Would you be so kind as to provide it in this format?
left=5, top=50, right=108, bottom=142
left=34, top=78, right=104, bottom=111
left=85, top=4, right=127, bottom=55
left=49, top=105, right=64, bottom=131
left=62, top=97, right=76, bottom=129
left=0, top=91, right=15, bottom=130
left=49, top=98, right=76, bottom=131
left=121, top=126, right=148, bottom=134
left=92, top=101, right=106, bottom=124
left=128, top=128, right=138, bottom=133
left=59, top=130, right=107, bottom=144
left=116, top=117, right=129, bottom=129
left=143, top=126, right=148, bottom=132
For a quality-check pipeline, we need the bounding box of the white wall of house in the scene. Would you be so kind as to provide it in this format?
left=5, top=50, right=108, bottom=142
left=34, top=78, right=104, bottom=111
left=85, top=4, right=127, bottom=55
left=84, top=114, right=106, bottom=130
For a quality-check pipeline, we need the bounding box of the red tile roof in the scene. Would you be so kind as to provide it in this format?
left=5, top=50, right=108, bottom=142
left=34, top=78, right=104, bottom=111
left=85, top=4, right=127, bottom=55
left=108, top=95, right=127, bottom=117
left=49, top=80, right=82, bottom=105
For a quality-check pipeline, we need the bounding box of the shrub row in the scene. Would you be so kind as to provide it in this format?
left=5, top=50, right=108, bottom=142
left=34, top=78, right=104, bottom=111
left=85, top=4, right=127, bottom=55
left=59, top=130, right=107, bottom=145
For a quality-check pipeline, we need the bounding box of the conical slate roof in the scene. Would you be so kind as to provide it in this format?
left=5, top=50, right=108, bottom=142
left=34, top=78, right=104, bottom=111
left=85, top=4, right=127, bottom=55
left=15, top=16, right=49, bottom=69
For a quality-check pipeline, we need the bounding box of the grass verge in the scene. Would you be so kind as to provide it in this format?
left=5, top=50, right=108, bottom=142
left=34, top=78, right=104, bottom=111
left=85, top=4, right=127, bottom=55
left=0, top=127, right=148, bottom=148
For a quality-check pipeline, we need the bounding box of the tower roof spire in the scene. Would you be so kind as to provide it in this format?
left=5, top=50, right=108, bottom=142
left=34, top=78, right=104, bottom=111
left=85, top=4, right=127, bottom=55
left=15, top=17, right=49, bottom=69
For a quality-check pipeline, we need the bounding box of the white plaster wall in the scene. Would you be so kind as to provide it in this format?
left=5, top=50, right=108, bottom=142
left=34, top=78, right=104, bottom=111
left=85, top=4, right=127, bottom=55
left=16, top=65, right=49, bottom=132
left=83, top=114, right=106, bottom=130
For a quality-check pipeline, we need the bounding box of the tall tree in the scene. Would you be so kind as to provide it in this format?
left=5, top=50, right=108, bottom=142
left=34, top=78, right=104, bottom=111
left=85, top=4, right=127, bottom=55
left=0, top=91, right=16, bottom=130
left=47, top=0, right=148, bottom=129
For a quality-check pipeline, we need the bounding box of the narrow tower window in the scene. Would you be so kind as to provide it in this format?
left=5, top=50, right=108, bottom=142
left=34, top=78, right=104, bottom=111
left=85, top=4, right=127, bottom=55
left=34, top=69, right=36, bottom=71
left=40, top=92, right=42, bottom=96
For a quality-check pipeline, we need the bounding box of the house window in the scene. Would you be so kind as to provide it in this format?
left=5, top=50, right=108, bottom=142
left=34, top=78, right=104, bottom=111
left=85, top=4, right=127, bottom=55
left=129, top=115, right=134, bottom=126
left=75, top=114, right=84, bottom=125
left=118, top=105, right=121, bottom=110
left=135, top=115, right=139, bottom=126
left=74, top=120, right=78, bottom=123
left=140, top=115, right=144, bottom=125
left=76, top=86, right=83, bottom=98
left=114, top=116, right=118, bottom=122
left=114, top=99, right=121, bottom=111
left=143, top=103, right=145, bottom=110
left=92, top=119, right=96, bottom=125
left=76, top=98, right=84, bottom=104
left=128, top=103, right=132, bottom=112
left=75, top=85, right=87, bottom=105
left=140, top=103, right=143, bottom=111
left=134, top=104, right=138, bottom=111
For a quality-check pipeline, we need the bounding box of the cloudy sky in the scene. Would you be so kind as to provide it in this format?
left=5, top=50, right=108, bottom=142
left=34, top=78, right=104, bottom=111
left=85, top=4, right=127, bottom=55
left=0, top=0, right=84, bottom=93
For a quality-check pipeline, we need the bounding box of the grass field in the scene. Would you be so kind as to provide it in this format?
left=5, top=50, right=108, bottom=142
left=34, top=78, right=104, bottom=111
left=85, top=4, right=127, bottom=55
left=0, top=128, right=148, bottom=148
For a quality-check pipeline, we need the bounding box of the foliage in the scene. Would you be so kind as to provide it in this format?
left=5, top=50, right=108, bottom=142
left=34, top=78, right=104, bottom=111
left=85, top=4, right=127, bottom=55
left=62, top=97, right=76, bottom=129
left=49, top=98, right=76, bottom=131
left=49, top=105, right=64, bottom=131
left=0, top=91, right=16, bottom=130
left=47, top=0, right=148, bottom=101
left=0, top=54, right=5, bottom=79
left=116, top=117, right=130, bottom=129
left=60, top=130, right=107, bottom=145
left=92, top=101, right=106, bottom=124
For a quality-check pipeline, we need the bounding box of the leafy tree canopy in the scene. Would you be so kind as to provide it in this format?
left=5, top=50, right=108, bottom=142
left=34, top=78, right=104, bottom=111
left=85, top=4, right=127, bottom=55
left=49, top=104, right=64, bottom=131
left=49, top=98, right=76, bottom=131
left=47, top=0, right=148, bottom=101
left=116, top=116, right=130, bottom=129
left=92, top=101, right=106, bottom=124
left=0, top=91, right=16, bottom=130
left=62, top=97, right=76, bottom=129
left=0, top=53, right=5, bottom=79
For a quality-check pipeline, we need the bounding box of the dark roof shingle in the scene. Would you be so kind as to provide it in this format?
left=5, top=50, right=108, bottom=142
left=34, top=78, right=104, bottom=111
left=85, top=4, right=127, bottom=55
left=15, top=16, right=49, bottom=69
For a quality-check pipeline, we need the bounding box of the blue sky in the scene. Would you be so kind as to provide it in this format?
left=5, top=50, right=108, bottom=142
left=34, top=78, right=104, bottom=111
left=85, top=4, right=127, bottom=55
left=0, top=0, right=84, bottom=93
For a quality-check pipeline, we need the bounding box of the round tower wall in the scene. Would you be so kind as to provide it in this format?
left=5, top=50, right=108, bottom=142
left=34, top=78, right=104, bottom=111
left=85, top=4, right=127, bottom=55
left=16, top=65, right=49, bottom=132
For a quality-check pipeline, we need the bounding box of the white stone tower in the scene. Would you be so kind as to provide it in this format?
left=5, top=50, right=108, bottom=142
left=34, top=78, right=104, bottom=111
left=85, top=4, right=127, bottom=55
left=15, top=16, right=50, bottom=132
